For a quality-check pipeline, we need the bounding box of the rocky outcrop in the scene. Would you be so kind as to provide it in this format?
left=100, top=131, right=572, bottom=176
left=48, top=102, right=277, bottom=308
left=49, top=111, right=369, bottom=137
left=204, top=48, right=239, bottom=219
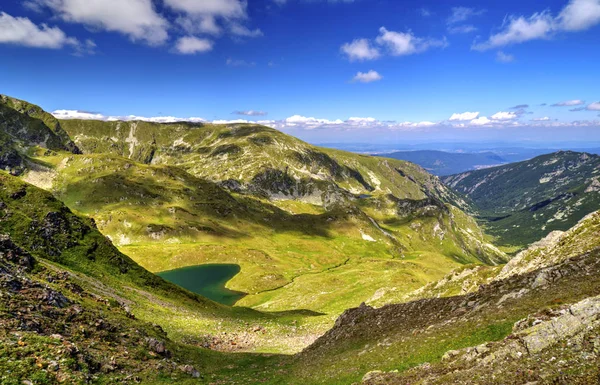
left=300, top=247, right=600, bottom=384
left=361, top=294, right=600, bottom=384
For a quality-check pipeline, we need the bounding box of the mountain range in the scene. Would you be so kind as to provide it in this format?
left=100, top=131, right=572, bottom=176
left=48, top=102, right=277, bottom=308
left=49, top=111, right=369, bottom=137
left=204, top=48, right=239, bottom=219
left=1, top=95, right=600, bottom=384
left=443, top=151, right=600, bottom=250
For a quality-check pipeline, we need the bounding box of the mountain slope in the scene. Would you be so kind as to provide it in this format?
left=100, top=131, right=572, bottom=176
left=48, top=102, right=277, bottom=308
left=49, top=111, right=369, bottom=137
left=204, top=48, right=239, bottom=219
left=378, top=150, right=506, bottom=176
left=0, top=95, right=506, bottom=315
left=0, top=170, right=349, bottom=384
left=287, top=232, right=600, bottom=384
left=0, top=95, right=80, bottom=176
left=443, top=151, right=600, bottom=248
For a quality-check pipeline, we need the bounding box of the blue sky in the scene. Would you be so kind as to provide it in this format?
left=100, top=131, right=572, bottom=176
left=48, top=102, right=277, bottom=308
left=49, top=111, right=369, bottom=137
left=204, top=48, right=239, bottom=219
left=0, top=0, right=599, bottom=144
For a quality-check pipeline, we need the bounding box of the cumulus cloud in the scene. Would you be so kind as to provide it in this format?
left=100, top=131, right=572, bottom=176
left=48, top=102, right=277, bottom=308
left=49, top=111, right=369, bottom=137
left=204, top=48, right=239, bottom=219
left=234, top=110, right=268, bottom=116
left=511, top=104, right=530, bottom=109
left=52, top=110, right=106, bottom=120
left=341, top=27, right=446, bottom=61
left=470, top=116, right=492, bottom=126
left=473, top=0, right=600, bottom=51
left=0, top=12, right=80, bottom=49
left=230, top=24, right=263, bottom=37
left=164, top=0, right=247, bottom=18
left=552, top=99, right=585, bottom=106
left=285, top=115, right=344, bottom=127
left=449, top=112, right=480, bottom=121
left=352, top=70, right=383, bottom=83
left=376, top=27, right=448, bottom=56
left=558, top=0, right=600, bottom=31
left=586, top=102, right=600, bottom=111
left=491, top=111, right=518, bottom=120
left=29, top=0, right=169, bottom=45
left=52, top=107, right=600, bottom=133
left=165, top=0, right=262, bottom=41
left=52, top=110, right=206, bottom=123
left=175, top=36, right=213, bottom=54
left=473, top=12, right=554, bottom=51
left=340, top=38, right=380, bottom=61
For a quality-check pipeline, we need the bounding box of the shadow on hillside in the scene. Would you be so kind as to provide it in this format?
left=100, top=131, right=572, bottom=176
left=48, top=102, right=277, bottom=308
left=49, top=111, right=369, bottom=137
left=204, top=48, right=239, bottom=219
left=62, top=172, right=339, bottom=239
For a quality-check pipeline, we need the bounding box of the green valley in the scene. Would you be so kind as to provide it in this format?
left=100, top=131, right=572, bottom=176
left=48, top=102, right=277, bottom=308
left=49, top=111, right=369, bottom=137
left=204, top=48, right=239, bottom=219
left=443, top=151, right=600, bottom=250
left=1, top=94, right=600, bottom=385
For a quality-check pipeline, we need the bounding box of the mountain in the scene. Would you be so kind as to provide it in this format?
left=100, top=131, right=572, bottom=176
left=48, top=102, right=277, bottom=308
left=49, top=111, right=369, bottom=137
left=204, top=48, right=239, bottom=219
left=2, top=94, right=600, bottom=384
left=378, top=150, right=507, bottom=176
left=0, top=95, right=507, bottom=316
left=0, top=170, right=286, bottom=384
left=443, top=151, right=600, bottom=249
left=0, top=95, right=81, bottom=176
left=286, top=210, right=600, bottom=384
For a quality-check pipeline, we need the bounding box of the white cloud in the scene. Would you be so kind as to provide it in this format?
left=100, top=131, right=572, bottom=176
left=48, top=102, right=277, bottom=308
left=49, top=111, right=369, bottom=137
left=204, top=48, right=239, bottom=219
left=52, top=110, right=106, bottom=120
left=213, top=119, right=251, bottom=124
left=473, top=12, right=554, bottom=51
left=558, top=0, right=600, bottom=31
left=30, top=0, right=169, bottom=45
left=532, top=117, right=551, bottom=121
left=587, top=102, right=600, bottom=111
left=447, top=7, right=485, bottom=24
left=340, top=38, right=380, bottom=61
left=376, top=27, right=448, bottom=56
left=352, top=70, right=382, bottom=83
left=52, top=110, right=206, bottom=123
left=491, top=111, right=518, bottom=120
left=347, top=117, right=378, bottom=126
left=165, top=0, right=262, bottom=41
left=496, top=51, right=515, bottom=63
left=285, top=115, right=344, bottom=127
left=449, top=111, right=480, bottom=121
left=176, top=15, right=221, bottom=35
left=0, top=12, right=79, bottom=49
left=164, top=0, right=247, bottom=18
left=230, top=24, right=263, bottom=37
left=470, top=116, right=492, bottom=126
left=175, top=36, right=213, bottom=54
left=473, top=0, right=600, bottom=51
left=552, top=99, right=585, bottom=106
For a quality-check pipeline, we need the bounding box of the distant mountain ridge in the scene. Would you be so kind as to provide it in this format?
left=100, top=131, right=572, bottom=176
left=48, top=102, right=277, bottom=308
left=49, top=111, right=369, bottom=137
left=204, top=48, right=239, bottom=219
left=443, top=151, right=600, bottom=248
left=378, top=150, right=507, bottom=176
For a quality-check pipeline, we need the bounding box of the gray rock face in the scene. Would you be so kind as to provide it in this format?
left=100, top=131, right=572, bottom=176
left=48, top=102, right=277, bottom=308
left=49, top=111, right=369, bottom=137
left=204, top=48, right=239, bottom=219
left=520, top=296, right=600, bottom=354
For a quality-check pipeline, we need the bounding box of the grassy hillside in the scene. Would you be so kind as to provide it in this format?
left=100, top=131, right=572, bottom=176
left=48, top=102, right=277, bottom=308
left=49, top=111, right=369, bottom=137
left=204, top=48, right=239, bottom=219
left=0, top=93, right=503, bottom=316
left=34, top=151, right=502, bottom=315
left=443, top=151, right=600, bottom=249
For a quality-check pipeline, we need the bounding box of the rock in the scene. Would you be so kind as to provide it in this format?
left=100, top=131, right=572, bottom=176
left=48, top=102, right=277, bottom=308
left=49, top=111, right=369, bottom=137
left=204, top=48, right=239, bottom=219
left=179, top=364, right=200, bottom=378
left=48, top=361, right=59, bottom=372
left=9, top=188, right=27, bottom=200
left=0, top=234, right=35, bottom=271
left=146, top=337, right=168, bottom=356
left=362, top=371, right=384, bottom=382
left=442, top=349, right=461, bottom=361
left=41, top=289, right=71, bottom=308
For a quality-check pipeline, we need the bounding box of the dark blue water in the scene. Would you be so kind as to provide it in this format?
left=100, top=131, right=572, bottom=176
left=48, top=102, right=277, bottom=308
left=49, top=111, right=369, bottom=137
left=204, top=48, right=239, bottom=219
left=157, top=264, right=245, bottom=306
